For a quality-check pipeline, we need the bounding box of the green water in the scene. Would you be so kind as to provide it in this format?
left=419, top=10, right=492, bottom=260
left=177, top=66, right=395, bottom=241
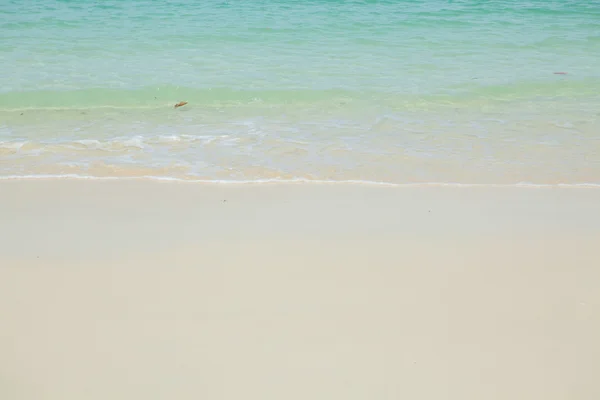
left=1, top=0, right=599, bottom=183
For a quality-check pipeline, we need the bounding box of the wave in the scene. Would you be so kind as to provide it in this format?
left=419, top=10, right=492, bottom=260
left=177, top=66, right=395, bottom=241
left=1, top=79, right=599, bottom=111
left=0, top=87, right=361, bottom=111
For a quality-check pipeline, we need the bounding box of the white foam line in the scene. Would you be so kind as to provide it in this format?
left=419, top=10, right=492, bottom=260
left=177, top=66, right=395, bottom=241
left=0, top=174, right=599, bottom=188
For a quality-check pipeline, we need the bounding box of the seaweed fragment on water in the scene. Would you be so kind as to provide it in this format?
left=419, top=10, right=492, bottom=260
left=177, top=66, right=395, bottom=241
left=174, top=101, right=188, bottom=108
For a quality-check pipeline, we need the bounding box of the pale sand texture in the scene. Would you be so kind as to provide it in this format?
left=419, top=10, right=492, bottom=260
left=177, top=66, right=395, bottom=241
left=1, top=180, right=599, bottom=400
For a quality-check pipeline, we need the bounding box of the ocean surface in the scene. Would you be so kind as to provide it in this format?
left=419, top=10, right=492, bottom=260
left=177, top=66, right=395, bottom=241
left=1, top=0, right=599, bottom=184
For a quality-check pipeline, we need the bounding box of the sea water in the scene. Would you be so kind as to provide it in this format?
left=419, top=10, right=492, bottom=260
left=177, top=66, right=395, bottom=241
left=1, top=0, right=599, bottom=184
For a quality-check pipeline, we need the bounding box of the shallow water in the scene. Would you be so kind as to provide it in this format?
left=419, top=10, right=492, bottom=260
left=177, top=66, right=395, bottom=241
left=1, top=0, right=599, bottom=184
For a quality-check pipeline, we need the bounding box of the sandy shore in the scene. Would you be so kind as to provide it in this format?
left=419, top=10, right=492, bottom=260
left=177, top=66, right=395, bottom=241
left=1, top=180, right=599, bottom=400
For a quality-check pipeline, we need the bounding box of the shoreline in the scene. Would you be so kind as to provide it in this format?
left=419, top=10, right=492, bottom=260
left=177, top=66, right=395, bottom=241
left=1, top=174, right=600, bottom=188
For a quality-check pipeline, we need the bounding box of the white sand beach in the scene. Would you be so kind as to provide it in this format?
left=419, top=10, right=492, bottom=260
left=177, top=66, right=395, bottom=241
left=1, top=180, right=599, bottom=399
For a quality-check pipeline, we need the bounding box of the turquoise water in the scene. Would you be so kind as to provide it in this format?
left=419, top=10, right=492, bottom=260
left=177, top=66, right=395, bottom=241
left=1, top=0, right=599, bottom=183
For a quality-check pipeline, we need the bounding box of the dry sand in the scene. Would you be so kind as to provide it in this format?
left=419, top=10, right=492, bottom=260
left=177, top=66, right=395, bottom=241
left=1, top=180, right=599, bottom=400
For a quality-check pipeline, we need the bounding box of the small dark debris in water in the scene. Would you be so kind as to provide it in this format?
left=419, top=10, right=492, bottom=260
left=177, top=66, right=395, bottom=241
left=174, top=101, right=188, bottom=108
left=553, top=72, right=567, bottom=75
left=20, top=113, right=23, bottom=115
left=223, top=200, right=227, bottom=203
